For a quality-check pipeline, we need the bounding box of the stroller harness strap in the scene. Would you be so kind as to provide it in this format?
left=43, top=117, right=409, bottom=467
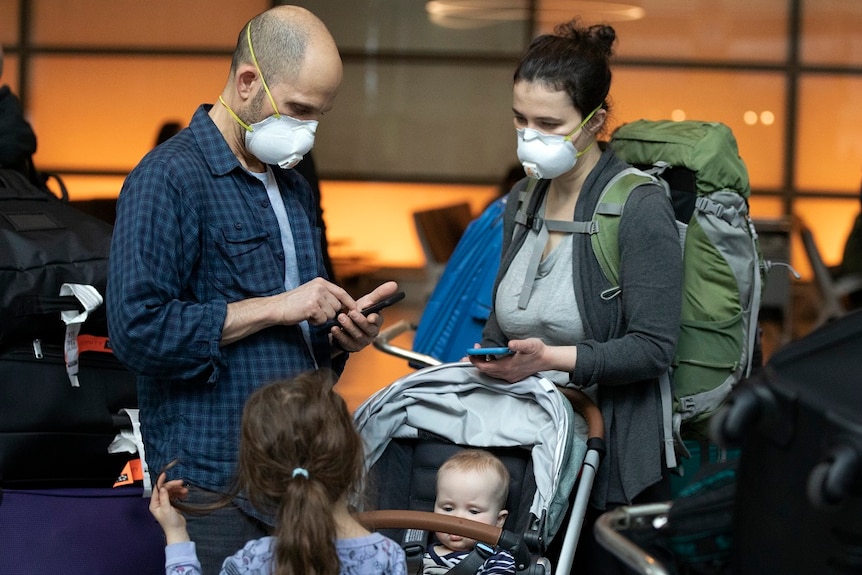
left=446, top=543, right=494, bottom=575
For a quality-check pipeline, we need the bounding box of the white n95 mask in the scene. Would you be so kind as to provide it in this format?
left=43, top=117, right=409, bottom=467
left=517, top=128, right=582, bottom=180
left=515, top=104, right=601, bottom=180
left=219, top=22, right=319, bottom=169
left=244, top=114, right=318, bottom=169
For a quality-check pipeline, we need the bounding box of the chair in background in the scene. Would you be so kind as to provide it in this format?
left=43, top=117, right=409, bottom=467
left=412, top=202, right=473, bottom=297
left=799, top=223, right=862, bottom=327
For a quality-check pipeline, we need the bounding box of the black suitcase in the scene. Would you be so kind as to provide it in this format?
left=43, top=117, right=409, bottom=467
left=0, top=339, right=139, bottom=488
left=713, top=310, right=862, bottom=574
left=0, top=168, right=113, bottom=347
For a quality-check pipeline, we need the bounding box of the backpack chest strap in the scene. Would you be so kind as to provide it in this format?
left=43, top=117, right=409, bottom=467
left=543, top=217, right=598, bottom=234
left=513, top=173, right=648, bottom=309
left=517, top=214, right=597, bottom=309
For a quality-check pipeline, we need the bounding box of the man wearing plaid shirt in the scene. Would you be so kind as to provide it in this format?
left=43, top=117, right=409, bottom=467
left=107, top=6, right=398, bottom=573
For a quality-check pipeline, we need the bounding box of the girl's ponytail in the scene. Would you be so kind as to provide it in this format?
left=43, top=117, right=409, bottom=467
left=274, top=474, right=339, bottom=575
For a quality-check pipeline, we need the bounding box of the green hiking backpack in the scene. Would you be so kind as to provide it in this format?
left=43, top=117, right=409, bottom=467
left=603, top=120, right=764, bottom=451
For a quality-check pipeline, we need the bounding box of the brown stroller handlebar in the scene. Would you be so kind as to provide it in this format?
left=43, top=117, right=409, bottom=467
left=556, top=386, right=605, bottom=442
left=356, top=509, right=502, bottom=546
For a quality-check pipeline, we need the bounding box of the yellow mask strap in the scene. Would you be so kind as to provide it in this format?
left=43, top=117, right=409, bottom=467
left=564, top=103, right=603, bottom=142
left=575, top=141, right=595, bottom=158
left=218, top=95, right=252, bottom=132
left=246, top=22, right=281, bottom=119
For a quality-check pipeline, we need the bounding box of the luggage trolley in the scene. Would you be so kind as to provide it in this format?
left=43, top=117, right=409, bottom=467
left=597, top=310, right=862, bottom=575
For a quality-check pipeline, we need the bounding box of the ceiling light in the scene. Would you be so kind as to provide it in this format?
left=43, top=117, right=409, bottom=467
left=426, top=0, right=645, bottom=30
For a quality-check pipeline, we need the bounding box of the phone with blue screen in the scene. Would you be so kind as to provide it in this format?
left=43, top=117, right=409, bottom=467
left=465, top=346, right=514, bottom=359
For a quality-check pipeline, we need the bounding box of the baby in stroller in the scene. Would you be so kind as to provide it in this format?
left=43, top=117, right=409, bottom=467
left=353, top=362, right=604, bottom=575
left=424, top=449, right=515, bottom=574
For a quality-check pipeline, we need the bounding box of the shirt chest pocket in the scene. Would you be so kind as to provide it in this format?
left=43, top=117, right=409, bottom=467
left=209, top=225, right=283, bottom=298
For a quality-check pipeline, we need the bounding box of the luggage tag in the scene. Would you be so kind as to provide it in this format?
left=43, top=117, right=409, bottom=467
left=108, top=408, right=153, bottom=497
left=59, top=283, right=104, bottom=387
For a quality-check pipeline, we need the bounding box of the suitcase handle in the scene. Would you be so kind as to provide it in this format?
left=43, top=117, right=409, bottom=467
left=112, top=412, right=133, bottom=430
left=18, top=295, right=85, bottom=316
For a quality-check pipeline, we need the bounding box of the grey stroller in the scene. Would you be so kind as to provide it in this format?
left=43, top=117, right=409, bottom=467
left=353, top=362, right=604, bottom=575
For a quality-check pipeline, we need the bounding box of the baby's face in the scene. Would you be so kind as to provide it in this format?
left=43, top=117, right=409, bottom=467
left=433, top=468, right=507, bottom=552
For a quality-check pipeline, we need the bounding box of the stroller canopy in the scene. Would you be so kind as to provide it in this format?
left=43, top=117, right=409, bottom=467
left=353, top=362, right=589, bottom=542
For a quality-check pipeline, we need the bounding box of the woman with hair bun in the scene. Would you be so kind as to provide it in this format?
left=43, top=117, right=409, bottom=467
left=468, top=20, right=683, bottom=573
left=149, top=369, right=407, bottom=575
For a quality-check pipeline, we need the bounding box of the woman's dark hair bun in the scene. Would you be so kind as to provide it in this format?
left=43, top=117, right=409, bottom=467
left=553, top=20, right=616, bottom=58
left=588, top=24, right=617, bottom=58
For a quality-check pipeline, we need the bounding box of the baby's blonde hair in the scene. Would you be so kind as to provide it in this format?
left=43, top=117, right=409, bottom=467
left=437, top=449, right=510, bottom=510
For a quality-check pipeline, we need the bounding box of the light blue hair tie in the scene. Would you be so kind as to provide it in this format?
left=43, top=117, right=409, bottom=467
left=292, top=467, right=309, bottom=479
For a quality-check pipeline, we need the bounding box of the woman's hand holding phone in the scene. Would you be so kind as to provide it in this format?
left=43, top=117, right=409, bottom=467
left=468, top=338, right=572, bottom=383
left=465, top=346, right=515, bottom=361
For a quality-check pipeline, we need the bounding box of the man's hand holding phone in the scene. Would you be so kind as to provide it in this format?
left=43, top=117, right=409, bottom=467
left=326, top=282, right=402, bottom=353
left=322, top=289, right=405, bottom=330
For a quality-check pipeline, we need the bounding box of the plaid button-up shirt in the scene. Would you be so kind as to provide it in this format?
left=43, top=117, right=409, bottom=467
left=107, top=105, right=344, bottom=493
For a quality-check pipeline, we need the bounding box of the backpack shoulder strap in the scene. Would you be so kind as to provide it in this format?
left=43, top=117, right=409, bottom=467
left=590, top=168, right=658, bottom=292
left=513, top=176, right=601, bottom=309
left=514, top=177, right=541, bottom=230
left=592, top=167, right=679, bottom=468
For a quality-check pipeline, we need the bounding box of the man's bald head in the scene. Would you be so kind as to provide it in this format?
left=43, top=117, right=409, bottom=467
left=215, top=5, right=342, bottom=166
left=231, top=5, right=339, bottom=88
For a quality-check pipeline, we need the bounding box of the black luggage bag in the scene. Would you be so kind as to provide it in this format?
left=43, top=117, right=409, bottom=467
left=0, top=168, right=112, bottom=347
left=0, top=340, right=139, bottom=488
left=713, top=310, right=862, bottom=574
left=0, top=167, right=139, bottom=487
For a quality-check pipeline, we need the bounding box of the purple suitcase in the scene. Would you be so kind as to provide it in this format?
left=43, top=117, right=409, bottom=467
left=0, top=486, right=165, bottom=575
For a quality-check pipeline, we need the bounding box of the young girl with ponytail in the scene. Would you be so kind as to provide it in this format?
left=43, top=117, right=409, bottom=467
left=149, top=370, right=407, bottom=575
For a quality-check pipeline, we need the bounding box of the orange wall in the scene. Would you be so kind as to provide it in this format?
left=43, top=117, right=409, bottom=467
left=17, top=53, right=858, bottom=274
left=51, top=176, right=857, bottom=275
left=320, top=181, right=497, bottom=268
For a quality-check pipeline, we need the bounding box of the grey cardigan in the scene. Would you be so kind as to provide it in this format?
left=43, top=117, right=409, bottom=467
left=482, top=146, right=683, bottom=508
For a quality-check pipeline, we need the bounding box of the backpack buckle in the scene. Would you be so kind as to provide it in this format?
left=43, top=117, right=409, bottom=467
left=529, top=215, right=543, bottom=231
left=678, top=396, right=697, bottom=417
left=516, top=212, right=539, bottom=230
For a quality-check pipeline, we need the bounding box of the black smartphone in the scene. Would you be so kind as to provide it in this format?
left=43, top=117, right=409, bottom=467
left=322, top=290, right=406, bottom=330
